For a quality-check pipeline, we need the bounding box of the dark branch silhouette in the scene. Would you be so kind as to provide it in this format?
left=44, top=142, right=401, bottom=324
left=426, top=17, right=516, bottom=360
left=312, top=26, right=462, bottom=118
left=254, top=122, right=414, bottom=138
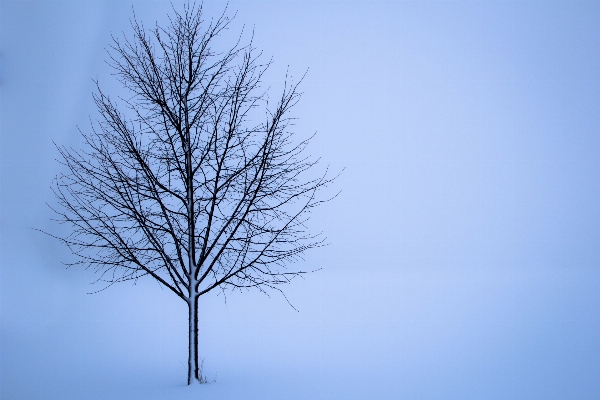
left=47, top=3, right=336, bottom=384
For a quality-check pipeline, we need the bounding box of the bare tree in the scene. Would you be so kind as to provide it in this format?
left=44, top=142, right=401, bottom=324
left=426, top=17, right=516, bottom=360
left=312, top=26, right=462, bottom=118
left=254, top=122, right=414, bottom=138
left=48, top=3, right=334, bottom=384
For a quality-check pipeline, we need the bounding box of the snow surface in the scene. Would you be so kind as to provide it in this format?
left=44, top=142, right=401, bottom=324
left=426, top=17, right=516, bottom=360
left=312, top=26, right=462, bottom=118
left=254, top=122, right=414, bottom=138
left=3, top=266, right=600, bottom=399
left=3, top=1, right=600, bottom=399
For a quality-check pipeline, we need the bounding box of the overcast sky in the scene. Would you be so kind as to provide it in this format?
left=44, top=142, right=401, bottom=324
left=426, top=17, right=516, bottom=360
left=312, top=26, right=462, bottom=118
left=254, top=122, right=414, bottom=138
left=2, top=1, right=600, bottom=399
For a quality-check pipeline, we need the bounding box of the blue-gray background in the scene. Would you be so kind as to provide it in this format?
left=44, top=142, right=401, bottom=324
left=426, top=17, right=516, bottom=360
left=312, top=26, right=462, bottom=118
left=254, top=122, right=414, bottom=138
left=2, top=1, right=600, bottom=399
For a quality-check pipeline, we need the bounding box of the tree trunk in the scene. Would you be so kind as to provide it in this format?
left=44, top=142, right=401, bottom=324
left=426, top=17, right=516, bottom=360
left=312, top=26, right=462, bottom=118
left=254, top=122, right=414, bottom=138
left=188, top=294, right=199, bottom=384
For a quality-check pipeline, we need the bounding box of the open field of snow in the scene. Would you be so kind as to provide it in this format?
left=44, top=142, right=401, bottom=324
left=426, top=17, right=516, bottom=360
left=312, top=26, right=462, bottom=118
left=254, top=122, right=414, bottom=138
left=3, top=1, right=600, bottom=398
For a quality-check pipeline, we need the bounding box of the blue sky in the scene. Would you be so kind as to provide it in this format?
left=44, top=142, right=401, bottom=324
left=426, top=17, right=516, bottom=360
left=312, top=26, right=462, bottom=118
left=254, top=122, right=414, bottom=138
left=2, top=1, right=600, bottom=399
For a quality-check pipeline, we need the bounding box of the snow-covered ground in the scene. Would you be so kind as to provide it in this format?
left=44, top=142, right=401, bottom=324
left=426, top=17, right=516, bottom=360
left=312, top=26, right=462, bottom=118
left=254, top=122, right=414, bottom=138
left=4, top=263, right=600, bottom=399
left=3, top=1, right=600, bottom=399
